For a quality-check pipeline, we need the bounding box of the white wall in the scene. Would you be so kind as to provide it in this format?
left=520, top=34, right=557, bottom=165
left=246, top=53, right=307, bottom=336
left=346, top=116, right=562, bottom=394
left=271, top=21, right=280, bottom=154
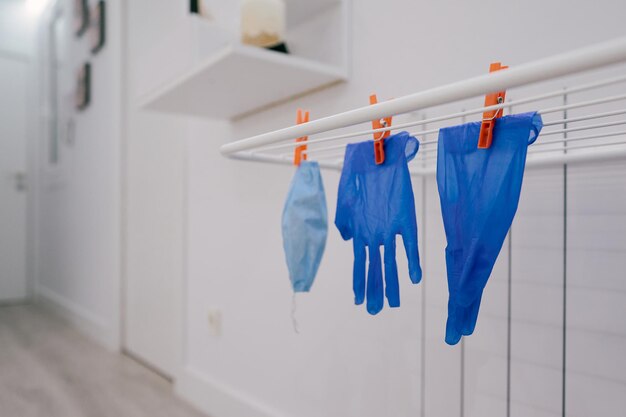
left=122, top=0, right=187, bottom=376
left=35, top=0, right=123, bottom=350
left=182, top=1, right=626, bottom=417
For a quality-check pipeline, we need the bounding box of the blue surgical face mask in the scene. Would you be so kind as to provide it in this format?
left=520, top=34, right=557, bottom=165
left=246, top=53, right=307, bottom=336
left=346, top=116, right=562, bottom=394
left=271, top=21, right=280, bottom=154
left=282, top=161, right=328, bottom=292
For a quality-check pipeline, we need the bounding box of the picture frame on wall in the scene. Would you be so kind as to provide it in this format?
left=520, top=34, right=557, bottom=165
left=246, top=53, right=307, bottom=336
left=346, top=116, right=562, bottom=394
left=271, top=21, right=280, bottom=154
left=89, top=1, right=105, bottom=53
left=73, top=0, right=89, bottom=36
left=190, top=0, right=213, bottom=19
left=190, top=0, right=199, bottom=13
left=75, top=62, right=91, bottom=110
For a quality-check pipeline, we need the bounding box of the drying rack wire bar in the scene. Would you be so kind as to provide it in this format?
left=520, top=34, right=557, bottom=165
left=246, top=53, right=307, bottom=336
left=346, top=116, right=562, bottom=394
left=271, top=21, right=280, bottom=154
left=228, top=145, right=626, bottom=177
left=261, top=74, right=626, bottom=154
left=542, top=108, right=626, bottom=126
left=220, top=37, right=626, bottom=176
left=302, top=95, right=626, bottom=156
left=412, top=121, right=626, bottom=156
left=532, top=119, right=626, bottom=137
left=418, top=130, right=626, bottom=160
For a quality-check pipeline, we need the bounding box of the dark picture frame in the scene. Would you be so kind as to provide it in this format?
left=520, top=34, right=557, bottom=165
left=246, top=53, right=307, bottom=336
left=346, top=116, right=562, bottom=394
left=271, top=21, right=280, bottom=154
left=75, top=62, right=91, bottom=110
left=89, top=1, right=106, bottom=53
left=73, top=0, right=89, bottom=36
left=190, top=0, right=212, bottom=19
left=190, top=0, right=200, bottom=14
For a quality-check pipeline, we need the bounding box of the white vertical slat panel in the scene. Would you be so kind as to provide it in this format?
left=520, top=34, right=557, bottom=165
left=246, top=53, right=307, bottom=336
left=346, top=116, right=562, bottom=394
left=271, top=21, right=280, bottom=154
left=510, top=166, right=564, bottom=417
left=410, top=177, right=426, bottom=417
left=566, top=162, right=626, bottom=417
left=423, top=177, right=462, bottom=417
left=373, top=176, right=426, bottom=417
left=463, top=233, right=509, bottom=417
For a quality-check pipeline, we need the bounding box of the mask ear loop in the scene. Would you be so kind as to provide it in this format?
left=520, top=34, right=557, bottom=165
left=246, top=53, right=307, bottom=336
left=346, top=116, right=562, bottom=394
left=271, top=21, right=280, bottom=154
left=291, top=292, right=300, bottom=334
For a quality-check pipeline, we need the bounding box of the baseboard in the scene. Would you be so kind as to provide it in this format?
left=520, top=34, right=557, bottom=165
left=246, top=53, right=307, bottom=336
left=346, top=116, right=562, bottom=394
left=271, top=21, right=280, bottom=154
left=176, top=367, right=288, bottom=417
left=36, top=285, right=119, bottom=350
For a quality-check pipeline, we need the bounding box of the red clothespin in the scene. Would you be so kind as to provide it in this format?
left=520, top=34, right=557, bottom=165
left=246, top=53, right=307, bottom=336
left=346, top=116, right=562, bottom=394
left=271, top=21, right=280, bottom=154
left=478, top=62, right=509, bottom=149
left=370, top=94, right=392, bottom=164
left=293, top=109, right=310, bottom=166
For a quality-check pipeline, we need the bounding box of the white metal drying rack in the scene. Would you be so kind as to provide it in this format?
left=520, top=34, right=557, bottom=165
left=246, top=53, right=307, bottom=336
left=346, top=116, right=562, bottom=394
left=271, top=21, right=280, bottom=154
left=220, top=37, right=626, bottom=176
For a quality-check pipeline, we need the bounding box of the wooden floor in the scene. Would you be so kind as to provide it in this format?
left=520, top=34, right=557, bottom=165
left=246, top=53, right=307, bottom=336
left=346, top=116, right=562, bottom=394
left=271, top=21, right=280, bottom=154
left=0, top=304, right=208, bottom=417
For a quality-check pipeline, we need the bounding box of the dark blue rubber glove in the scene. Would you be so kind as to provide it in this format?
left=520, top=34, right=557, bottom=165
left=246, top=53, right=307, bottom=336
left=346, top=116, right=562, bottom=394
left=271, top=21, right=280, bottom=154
left=335, top=132, right=422, bottom=315
left=437, top=112, right=543, bottom=345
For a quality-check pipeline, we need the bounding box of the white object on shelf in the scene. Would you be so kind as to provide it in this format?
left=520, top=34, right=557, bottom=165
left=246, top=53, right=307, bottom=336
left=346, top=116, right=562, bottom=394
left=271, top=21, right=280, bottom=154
left=241, top=0, right=286, bottom=48
left=220, top=37, right=626, bottom=175
left=136, top=0, right=348, bottom=119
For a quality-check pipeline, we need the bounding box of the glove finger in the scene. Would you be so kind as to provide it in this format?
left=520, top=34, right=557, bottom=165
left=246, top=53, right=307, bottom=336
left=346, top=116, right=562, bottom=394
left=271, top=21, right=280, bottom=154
left=383, top=239, right=400, bottom=308
left=445, top=297, right=463, bottom=345
left=445, top=294, right=482, bottom=345
left=366, top=245, right=384, bottom=315
left=461, top=294, right=483, bottom=336
left=353, top=239, right=366, bottom=305
left=401, top=228, right=422, bottom=284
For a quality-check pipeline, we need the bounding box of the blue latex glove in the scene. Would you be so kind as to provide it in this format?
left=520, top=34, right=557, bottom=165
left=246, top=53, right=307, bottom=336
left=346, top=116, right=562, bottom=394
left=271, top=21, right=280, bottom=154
left=335, top=132, right=422, bottom=315
left=437, top=112, right=542, bottom=345
left=282, top=161, right=328, bottom=292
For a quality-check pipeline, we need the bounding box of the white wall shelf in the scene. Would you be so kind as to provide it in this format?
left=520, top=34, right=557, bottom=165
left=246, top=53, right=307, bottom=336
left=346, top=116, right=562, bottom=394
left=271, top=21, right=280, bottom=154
left=138, top=42, right=346, bottom=119
left=136, top=1, right=349, bottom=119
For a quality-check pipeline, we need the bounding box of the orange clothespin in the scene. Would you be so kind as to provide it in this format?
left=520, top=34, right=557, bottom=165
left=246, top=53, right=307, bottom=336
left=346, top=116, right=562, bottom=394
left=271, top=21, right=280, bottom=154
left=478, top=62, right=509, bottom=149
left=293, top=109, right=310, bottom=166
left=370, top=94, right=392, bottom=164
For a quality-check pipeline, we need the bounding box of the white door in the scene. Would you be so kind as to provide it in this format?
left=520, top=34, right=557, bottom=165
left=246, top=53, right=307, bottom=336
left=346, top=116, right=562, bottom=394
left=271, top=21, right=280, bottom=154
left=0, top=56, right=28, bottom=301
